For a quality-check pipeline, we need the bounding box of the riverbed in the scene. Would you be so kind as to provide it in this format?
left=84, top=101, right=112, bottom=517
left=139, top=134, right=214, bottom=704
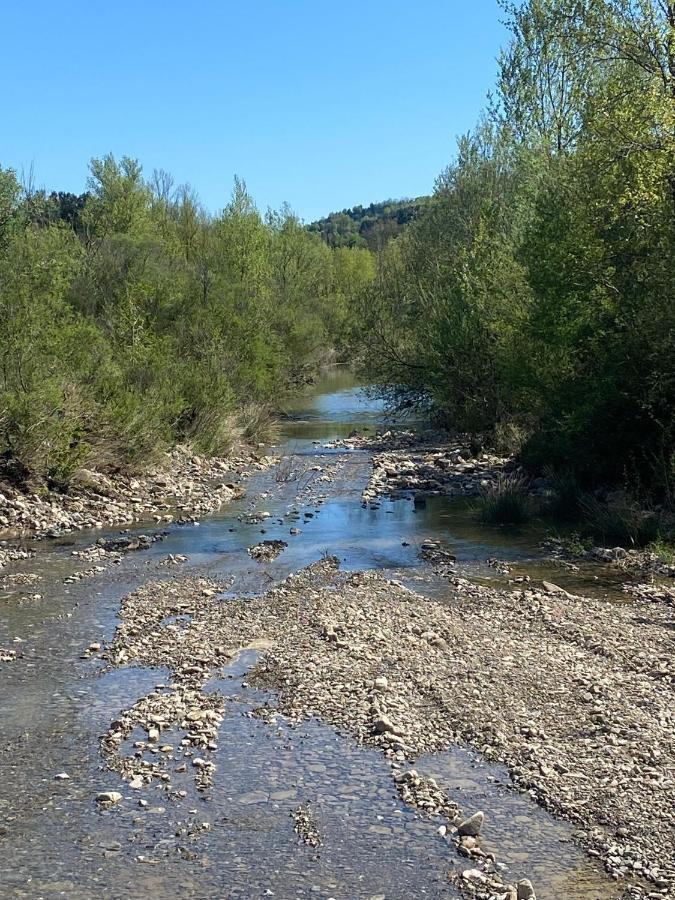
left=0, top=371, right=647, bottom=899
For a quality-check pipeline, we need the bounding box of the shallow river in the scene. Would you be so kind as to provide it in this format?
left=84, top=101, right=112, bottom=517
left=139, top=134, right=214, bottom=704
left=0, top=370, right=621, bottom=899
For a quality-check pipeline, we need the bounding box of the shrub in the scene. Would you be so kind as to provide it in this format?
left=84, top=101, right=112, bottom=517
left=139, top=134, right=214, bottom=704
left=478, top=473, right=533, bottom=525
left=544, top=467, right=583, bottom=521
left=0, top=161, right=375, bottom=485
left=578, top=495, right=661, bottom=547
left=493, top=420, right=527, bottom=456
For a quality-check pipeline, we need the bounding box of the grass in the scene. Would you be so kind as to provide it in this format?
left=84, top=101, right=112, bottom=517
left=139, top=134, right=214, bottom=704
left=541, top=464, right=674, bottom=550
left=646, top=538, right=675, bottom=564
left=544, top=467, right=583, bottom=521
left=578, top=494, right=661, bottom=547
left=546, top=531, right=594, bottom=556
left=478, top=474, right=533, bottom=526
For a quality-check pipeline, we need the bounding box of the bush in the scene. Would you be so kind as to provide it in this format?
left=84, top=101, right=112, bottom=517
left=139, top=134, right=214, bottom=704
left=0, top=380, right=93, bottom=488
left=647, top=539, right=675, bottom=565
left=0, top=160, right=375, bottom=485
left=493, top=420, right=527, bottom=456
left=544, top=467, right=583, bottom=521
left=578, top=495, right=661, bottom=547
left=478, top=474, right=533, bottom=525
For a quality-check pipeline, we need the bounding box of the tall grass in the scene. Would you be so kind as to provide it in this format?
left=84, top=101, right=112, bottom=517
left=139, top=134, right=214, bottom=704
left=478, top=474, right=533, bottom=526
left=544, top=467, right=582, bottom=521
left=578, top=495, right=661, bottom=546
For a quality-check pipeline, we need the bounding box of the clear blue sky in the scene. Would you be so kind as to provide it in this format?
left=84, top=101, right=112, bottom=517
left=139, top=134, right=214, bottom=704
left=2, top=1, right=508, bottom=221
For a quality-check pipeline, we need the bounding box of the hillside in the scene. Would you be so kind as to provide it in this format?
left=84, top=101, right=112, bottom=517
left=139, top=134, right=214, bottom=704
left=307, top=197, right=429, bottom=251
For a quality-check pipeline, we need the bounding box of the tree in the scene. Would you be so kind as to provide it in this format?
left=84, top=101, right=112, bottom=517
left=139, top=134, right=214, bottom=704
left=84, top=154, right=150, bottom=238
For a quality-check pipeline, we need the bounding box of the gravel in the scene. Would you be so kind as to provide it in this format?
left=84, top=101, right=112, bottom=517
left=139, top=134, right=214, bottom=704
left=247, top=539, right=288, bottom=562
left=0, top=446, right=270, bottom=539
left=360, top=440, right=511, bottom=508
left=97, top=547, right=674, bottom=898
left=291, top=803, right=322, bottom=847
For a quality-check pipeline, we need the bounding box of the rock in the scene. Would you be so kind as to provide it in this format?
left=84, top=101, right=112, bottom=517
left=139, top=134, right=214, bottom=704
left=542, top=581, right=565, bottom=594
left=373, top=715, right=396, bottom=735
left=457, top=811, right=484, bottom=836
left=373, top=675, right=389, bottom=691
left=462, top=868, right=487, bottom=883
left=248, top=539, right=288, bottom=562
left=96, top=791, right=122, bottom=804
left=54, top=772, right=70, bottom=781
left=516, top=879, right=536, bottom=900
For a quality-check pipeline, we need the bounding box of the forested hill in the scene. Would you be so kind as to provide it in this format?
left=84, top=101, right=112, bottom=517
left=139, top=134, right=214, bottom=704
left=307, top=197, right=429, bottom=250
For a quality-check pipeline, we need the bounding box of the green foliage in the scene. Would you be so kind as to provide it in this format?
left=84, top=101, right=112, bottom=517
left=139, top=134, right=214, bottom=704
left=0, top=158, right=374, bottom=485
left=84, top=154, right=150, bottom=237
left=308, top=198, right=429, bottom=251
left=359, top=0, right=675, bottom=500
left=647, top=539, right=675, bottom=565
left=551, top=531, right=594, bottom=556
left=0, top=166, right=21, bottom=248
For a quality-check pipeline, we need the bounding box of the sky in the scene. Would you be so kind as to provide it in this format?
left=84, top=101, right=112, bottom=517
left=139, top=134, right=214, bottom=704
left=2, top=1, right=508, bottom=222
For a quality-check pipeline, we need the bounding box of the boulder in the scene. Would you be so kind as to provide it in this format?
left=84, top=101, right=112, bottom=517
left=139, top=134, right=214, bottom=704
left=457, top=811, right=484, bottom=837
left=517, top=879, right=536, bottom=900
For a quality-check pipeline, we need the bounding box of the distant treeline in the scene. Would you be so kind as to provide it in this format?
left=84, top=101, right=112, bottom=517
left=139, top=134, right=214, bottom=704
left=0, top=163, right=374, bottom=487
left=307, top=198, right=429, bottom=251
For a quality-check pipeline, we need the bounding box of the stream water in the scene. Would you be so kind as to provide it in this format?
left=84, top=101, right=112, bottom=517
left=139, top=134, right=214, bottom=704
left=0, top=369, right=622, bottom=899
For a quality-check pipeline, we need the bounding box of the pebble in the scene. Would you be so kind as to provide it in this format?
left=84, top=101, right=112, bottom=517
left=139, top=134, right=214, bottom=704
left=96, top=791, right=122, bottom=805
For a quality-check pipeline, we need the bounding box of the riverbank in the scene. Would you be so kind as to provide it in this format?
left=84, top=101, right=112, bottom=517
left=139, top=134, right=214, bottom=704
left=0, top=445, right=273, bottom=544
left=341, top=429, right=675, bottom=580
